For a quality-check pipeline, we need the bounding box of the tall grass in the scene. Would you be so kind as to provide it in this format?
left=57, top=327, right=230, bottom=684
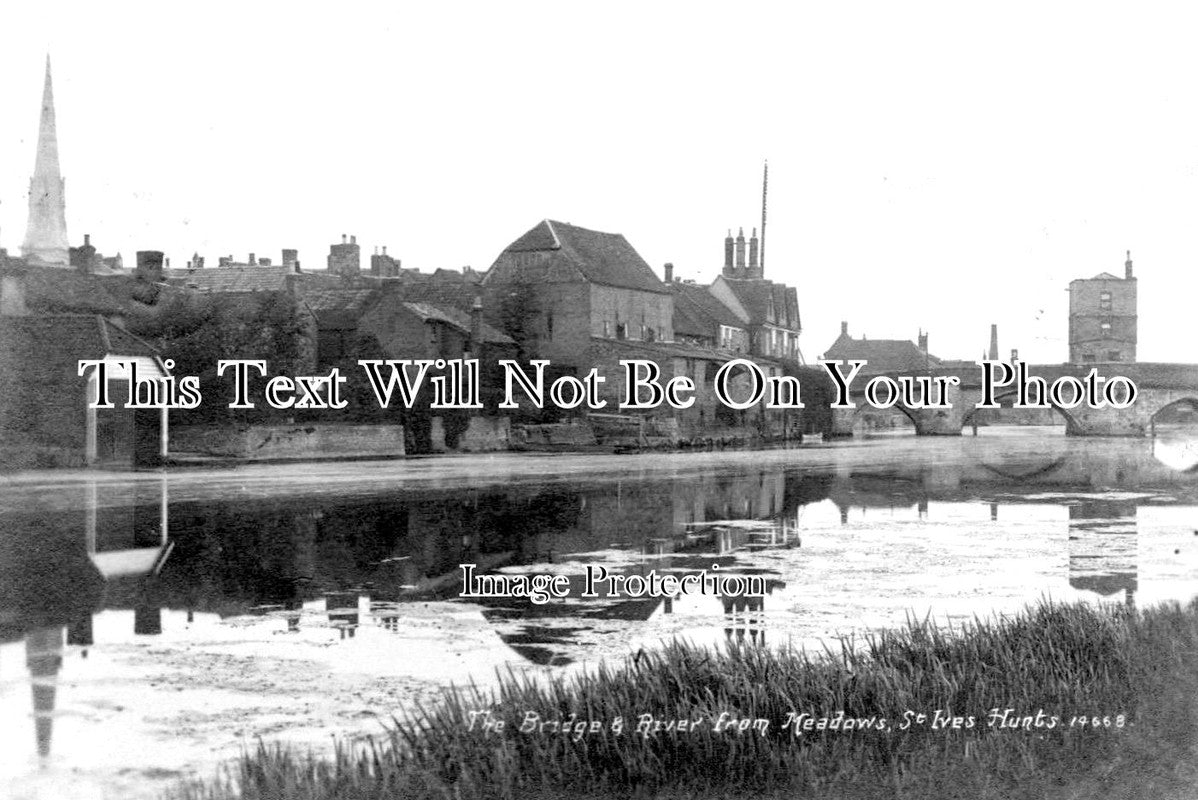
left=170, top=598, right=1198, bottom=800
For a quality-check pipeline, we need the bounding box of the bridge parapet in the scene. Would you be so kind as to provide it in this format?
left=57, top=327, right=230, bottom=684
left=829, top=362, right=1198, bottom=437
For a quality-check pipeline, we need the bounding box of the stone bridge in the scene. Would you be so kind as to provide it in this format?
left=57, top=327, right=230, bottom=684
left=829, top=362, right=1198, bottom=437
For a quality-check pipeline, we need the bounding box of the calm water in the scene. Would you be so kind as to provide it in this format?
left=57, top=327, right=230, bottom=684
left=2, top=429, right=1198, bottom=797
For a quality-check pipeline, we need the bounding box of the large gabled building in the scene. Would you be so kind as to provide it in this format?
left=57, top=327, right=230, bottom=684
left=482, top=219, right=673, bottom=364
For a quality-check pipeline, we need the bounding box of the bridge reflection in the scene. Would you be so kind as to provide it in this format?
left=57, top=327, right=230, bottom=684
left=3, top=435, right=1197, bottom=763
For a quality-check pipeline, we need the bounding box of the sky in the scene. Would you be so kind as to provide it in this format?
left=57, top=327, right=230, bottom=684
left=1, top=2, right=1197, bottom=364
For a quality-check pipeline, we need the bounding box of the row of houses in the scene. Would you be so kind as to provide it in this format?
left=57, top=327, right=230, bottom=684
left=0, top=217, right=807, bottom=467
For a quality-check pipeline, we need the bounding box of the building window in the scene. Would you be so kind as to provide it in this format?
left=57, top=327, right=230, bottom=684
left=1099, top=291, right=1112, bottom=311
left=1100, top=321, right=1112, bottom=335
left=603, top=320, right=611, bottom=338
left=546, top=312, right=554, bottom=340
left=1082, top=353, right=1096, bottom=363
left=1107, top=350, right=1121, bottom=361
left=616, top=322, right=626, bottom=341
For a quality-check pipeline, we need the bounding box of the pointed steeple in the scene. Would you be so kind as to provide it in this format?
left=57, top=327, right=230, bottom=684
left=22, top=55, right=70, bottom=266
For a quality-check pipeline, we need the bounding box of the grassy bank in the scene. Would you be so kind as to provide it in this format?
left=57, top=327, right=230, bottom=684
left=170, top=599, right=1198, bottom=800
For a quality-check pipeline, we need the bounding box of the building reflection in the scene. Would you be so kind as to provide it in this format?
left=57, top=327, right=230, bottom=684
left=4, top=438, right=1188, bottom=766
left=1068, top=500, right=1138, bottom=608
left=0, top=476, right=171, bottom=763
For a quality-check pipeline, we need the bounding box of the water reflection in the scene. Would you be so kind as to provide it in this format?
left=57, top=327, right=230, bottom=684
left=1068, top=501, right=1137, bottom=608
left=2, top=433, right=1197, bottom=782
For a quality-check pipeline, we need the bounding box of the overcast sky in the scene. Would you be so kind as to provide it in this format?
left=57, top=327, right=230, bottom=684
left=1, top=2, right=1196, bottom=364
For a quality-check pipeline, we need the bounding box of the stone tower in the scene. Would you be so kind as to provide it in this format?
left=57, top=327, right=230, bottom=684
left=22, top=56, right=70, bottom=267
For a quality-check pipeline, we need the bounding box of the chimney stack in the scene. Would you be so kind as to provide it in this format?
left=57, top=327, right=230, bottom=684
left=918, top=329, right=928, bottom=353
left=841, top=321, right=849, bottom=336
left=1125, top=250, right=1134, bottom=279
left=248, top=252, right=256, bottom=266
left=735, top=228, right=746, bottom=269
left=748, top=228, right=759, bottom=269
left=341, top=234, right=347, bottom=244
left=664, top=262, right=674, bottom=283
left=135, top=250, right=165, bottom=283
left=724, top=230, right=734, bottom=273
left=988, top=324, right=999, bottom=361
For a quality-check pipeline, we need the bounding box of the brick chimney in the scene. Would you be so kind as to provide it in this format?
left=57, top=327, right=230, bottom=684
left=749, top=228, right=759, bottom=269
left=735, top=228, right=746, bottom=270
left=840, top=321, right=849, bottom=336
left=1125, top=250, right=1134, bottom=279
left=135, top=250, right=165, bottom=283
left=917, top=329, right=928, bottom=353
left=724, top=230, right=734, bottom=273
left=664, top=262, right=674, bottom=283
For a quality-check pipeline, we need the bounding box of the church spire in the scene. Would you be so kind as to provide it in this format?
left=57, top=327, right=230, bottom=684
left=22, top=55, right=70, bottom=266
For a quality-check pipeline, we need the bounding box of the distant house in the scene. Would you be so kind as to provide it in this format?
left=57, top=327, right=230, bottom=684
left=305, top=286, right=514, bottom=367
left=482, top=219, right=673, bottom=364
left=708, top=275, right=801, bottom=361
left=162, top=264, right=320, bottom=375
left=822, top=321, right=938, bottom=376
left=667, top=277, right=750, bottom=353
left=0, top=312, right=170, bottom=468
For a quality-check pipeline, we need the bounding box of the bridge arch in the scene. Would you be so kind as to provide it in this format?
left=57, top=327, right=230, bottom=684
left=848, top=402, right=919, bottom=434
left=959, top=387, right=1080, bottom=434
left=1149, top=396, right=1198, bottom=435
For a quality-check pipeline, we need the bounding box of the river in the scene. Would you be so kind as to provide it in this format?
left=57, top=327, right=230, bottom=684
left=2, top=428, right=1197, bottom=798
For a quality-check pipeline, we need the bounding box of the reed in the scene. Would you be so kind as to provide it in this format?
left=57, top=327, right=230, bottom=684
left=168, top=597, right=1198, bottom=799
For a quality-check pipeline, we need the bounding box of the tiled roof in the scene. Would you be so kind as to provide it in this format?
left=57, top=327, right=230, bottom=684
left=303, top=287, right=380, bottom=330
left=496, top=220, right=669, bottom=294
left=303, top=288, right=378, bottom=314
left=401, top=302, right=514, bottom=345
left=167, top=265, right=295, bottom=293
left=17, top=265, right=130, bottom=316
left=0, top=314, right=160, bottom=366
left=669, top=282, right=747, bottom=333
left=396, top=281, right=482, bottom=312
left=719, top=278, right=800, bottom=329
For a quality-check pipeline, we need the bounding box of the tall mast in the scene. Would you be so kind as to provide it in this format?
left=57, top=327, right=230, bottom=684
left=759, top=160, right=768, bottom=276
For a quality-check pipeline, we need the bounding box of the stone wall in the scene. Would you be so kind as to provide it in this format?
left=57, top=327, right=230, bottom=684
left=169, top=423, right=405, bottom=459
left=430, top=415, right=511, bottom=452
left=510, top=421, right=597, bottom=449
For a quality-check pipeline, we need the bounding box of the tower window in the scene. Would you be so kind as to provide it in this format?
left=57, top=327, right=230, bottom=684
left=1099, top=291, right=1112, bottom=311
left=1100, top=321, right=1112, bottom=335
